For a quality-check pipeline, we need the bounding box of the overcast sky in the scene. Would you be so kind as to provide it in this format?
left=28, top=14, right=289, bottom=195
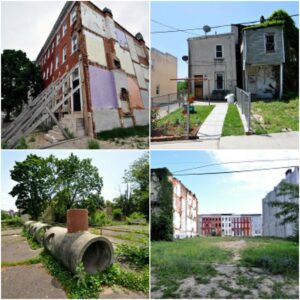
left=1, top=1, right=149, bottom=61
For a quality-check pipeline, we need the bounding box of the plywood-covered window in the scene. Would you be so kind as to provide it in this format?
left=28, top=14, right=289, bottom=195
left=265, top=33, right=275, bottom=53
left=62, top=46, right=67, bottom=63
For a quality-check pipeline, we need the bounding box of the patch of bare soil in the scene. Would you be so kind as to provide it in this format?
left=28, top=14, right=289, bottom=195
left=99, top=286, right=148, bottom=299
left=151, top=274, right=164, bottom=299
left=175, top=266, right=299, bottom=299
left=217, top=239, right=247, bottom=262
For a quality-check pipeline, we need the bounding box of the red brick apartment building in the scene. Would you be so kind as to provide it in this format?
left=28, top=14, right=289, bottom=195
left=232, top=215, right=251, bottom=237
left=2, top=1, right=149, bottom=148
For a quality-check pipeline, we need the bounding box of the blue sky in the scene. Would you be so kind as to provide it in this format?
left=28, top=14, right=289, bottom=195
left=151, top=1, right=299, bottom=78
left=151, top=150, right=299, bottom=214
left=1, top=150, right=147, bottom=211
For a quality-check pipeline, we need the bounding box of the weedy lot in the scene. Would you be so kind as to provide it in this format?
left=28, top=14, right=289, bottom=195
left=1, top=225, right=149, bottom=299
left=151, top=237, right=299, bottom=299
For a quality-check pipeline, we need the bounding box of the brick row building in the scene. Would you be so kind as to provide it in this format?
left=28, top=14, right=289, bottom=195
left=198, top=214, right=262, bottom=237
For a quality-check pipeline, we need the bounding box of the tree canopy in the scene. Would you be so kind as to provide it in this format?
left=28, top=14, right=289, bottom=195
left=10, top=153, right=103, bottom=221
left=1, top=49, right=42, bottom=121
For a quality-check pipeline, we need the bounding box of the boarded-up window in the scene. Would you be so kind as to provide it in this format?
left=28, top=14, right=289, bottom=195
left=265, top=34, right=275, bottom=53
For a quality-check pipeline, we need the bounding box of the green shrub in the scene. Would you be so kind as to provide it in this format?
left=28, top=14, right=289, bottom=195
left=116, top=243, right=149, bottom=268
left=112, top=208, right=123, bottom=221
left=2, top=215, right=23, bottom=227
left=89, top=211, right=110, bottom=227
left=126, top=212, right=146, bottom=225
left=15, top=137, right=28, bottom=149
left=87, top=140, right=100, bottom=149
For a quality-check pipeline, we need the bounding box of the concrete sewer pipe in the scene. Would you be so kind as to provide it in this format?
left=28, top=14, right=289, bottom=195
left=24, top=220, right=35, bottom=230
left=25, top=221, right=51, bottom=244
left=43, top=226, right=114, bottom=274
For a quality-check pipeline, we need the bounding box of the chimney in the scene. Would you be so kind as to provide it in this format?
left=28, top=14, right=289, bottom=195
left=67, top=209, right=88, bottom=233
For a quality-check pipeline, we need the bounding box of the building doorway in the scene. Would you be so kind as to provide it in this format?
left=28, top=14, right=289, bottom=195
left=194, top=75, right=203, bottom=98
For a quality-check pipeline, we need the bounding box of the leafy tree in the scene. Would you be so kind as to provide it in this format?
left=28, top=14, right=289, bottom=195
left=269, top=181, right=299, bottom=241
left=113, top=184, right=133, bottom=217
left=9, top=154, right=54, bottom=220
left=268, top=10, right=299, bottom=92
left=123, top=153, right=149, bottom=219
left=177, top=80, right=188, bottom=92
left=1, top=50, right=42, bottom=121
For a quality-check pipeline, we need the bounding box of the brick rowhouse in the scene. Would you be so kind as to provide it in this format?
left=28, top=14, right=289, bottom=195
left=35, top=1, right=149, bottom=140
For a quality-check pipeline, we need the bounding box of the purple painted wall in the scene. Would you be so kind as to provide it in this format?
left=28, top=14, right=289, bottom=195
left=115, top=28, right=128, bottom=47
left=89, top=65, right=118, bottom=109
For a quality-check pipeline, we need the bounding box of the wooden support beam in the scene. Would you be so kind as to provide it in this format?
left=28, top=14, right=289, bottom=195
left=45, top=107, right=69, bottom=139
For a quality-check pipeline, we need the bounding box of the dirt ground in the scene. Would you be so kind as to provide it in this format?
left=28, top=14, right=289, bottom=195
left=24, top=132, right=148, bottom=149
left=151, top=239, right=299, bottom=299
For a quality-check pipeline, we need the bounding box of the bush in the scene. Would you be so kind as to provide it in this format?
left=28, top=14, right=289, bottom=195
left=89, top=211, right=110, bottom=227
left=112, top=208, right=123, bottom=221
left=126, top=212, right=146, bottom=225
left=2, top=215, right=23, bottom=227
left=116, top=243, right=149, bottom=268
left=87, top=140, right=100, bottom=149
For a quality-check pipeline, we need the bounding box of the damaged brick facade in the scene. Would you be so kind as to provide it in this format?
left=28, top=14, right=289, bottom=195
left=36, top=1, right=149, bottom=139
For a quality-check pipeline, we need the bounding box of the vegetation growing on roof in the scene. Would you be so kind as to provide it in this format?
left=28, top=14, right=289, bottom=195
left=244, top=20, right=284, bottom=30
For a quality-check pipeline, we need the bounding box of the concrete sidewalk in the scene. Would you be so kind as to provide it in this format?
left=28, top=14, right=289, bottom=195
left=197, top=102, right=228, bottom=140
left=151, top=131, right=299, bottom=149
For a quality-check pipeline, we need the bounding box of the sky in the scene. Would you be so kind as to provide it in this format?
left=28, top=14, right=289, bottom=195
left=1, top=1, right=149, bottom=61
left=1, top=150, right=147, bottom=211
left=151, top=150, right=299, bottom=215
left=151, top=1, right=299, bottom=78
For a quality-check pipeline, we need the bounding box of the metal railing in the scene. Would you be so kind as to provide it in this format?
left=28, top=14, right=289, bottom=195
left=151, top=90, right=187, bottom=114
left=236, top=87, right=251, bottom=132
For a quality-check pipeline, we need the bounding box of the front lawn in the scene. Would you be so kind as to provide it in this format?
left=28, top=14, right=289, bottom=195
left=96, top=125, right=149, bottom=140
left=251, top=97, right=299, bottom=134
left=222, top=104, right=244, bottom=136
left=153, top=105, right=215, bottom=137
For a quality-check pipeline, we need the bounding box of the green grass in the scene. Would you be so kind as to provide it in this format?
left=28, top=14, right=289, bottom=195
left=87, top=139, right=100, bottom=149
left=151, top=237, right=232, bottom=297
left=222, top=104, right=244, bottom=136
left=251, top=97, right=299, bottom=134
left=156, top=105, right=215, bottom=136
left=1, top=255, right=41, bottom=267
left=239, top=237, right=299, bottom=278
left=96, top=125, right=149, bottom=140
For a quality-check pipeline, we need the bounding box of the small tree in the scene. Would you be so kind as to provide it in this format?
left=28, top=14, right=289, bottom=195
left=1, top=50, right=42, bottom=121
left=269, top=181, right=299, bottom=242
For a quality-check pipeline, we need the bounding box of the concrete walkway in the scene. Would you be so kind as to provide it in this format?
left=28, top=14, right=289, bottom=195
left=151, top=131, right=299, bottom=149
left=197, top=102, right=228, bottom=140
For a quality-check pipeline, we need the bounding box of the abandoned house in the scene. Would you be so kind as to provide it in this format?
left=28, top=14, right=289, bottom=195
left=241, top=24, right=285, bottom=99
left=151, top=168, right=198, bottom=239
left=188, top=32, right=237, bottom=100
left=263, top=167, right=299, bottom=238
left=2, top=1, right=149, bottom=148
left=151, top=48, right=177, bottom=105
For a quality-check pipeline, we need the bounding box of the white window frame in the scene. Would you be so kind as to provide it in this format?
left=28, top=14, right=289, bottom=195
left=63, top=21, right=67, bottom=36
left=52, top=42, right=55, bottom=53
left=265, top=33, right=276, bottom=53
left=55, top=55, right=59, bottom=70
left=71, top=34, right=78, bottom=54
left=56, top=32, right=61, bottom=46
left=70, top=8, right=77, bottom=26
left=62, top=46, right=67, bottom=64
left=50, top=62, right=53, bottom=75
left=46, top=67, right=49, bottom=80
left=215, top=44, right=223, bottom=58
left=47, top=49, right=50, bottom=59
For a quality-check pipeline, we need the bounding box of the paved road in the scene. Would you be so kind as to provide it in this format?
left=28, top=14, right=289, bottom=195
left=151, top=131, right=299, bottom=149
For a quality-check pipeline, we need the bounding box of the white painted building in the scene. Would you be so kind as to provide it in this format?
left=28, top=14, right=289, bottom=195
left=263, top=167, right=299, bottom=238
left=221, top=214, right=234, bottom=236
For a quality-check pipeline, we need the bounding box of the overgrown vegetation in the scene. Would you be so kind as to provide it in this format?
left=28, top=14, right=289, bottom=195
left=21, top=228, right=42, bottom=250
left=96, top=125, right=149, bottom=140
left=40, top=251, right=148, bottom=299
left=222, top=104, right=244, bottom=136
left=240, top=238, right=299, bottom=278
left=153, top=105, right=214, bottom=136
left=251, top=96, right=299, bottom=134
left=87, top=139, right=100, bottom=149
left=1, top=212, right=23, bottom=228
left=116, top=243, right=149, bottom=268
left=151, top=168, right=174, bottom=241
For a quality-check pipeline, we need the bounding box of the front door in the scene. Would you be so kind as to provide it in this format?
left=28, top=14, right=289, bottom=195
left=194, top=75, right=203, bottom=98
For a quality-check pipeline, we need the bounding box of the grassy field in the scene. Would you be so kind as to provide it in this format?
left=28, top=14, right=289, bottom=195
left=251, top=96, right=299, bottom=134
left=151, top=237, right=299, bottom=299
left=222, top=104, right=244, bottom=136
left=155, top=105, right=215, bottom=136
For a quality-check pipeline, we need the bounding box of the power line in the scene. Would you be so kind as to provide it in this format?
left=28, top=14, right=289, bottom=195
left=172, top=158, right=299, bottom=174
left=151, top=14, right=299, bottom=34
left=151, top=19, right=198, bottom=36
left=175, top=166, right=298, bottom=177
